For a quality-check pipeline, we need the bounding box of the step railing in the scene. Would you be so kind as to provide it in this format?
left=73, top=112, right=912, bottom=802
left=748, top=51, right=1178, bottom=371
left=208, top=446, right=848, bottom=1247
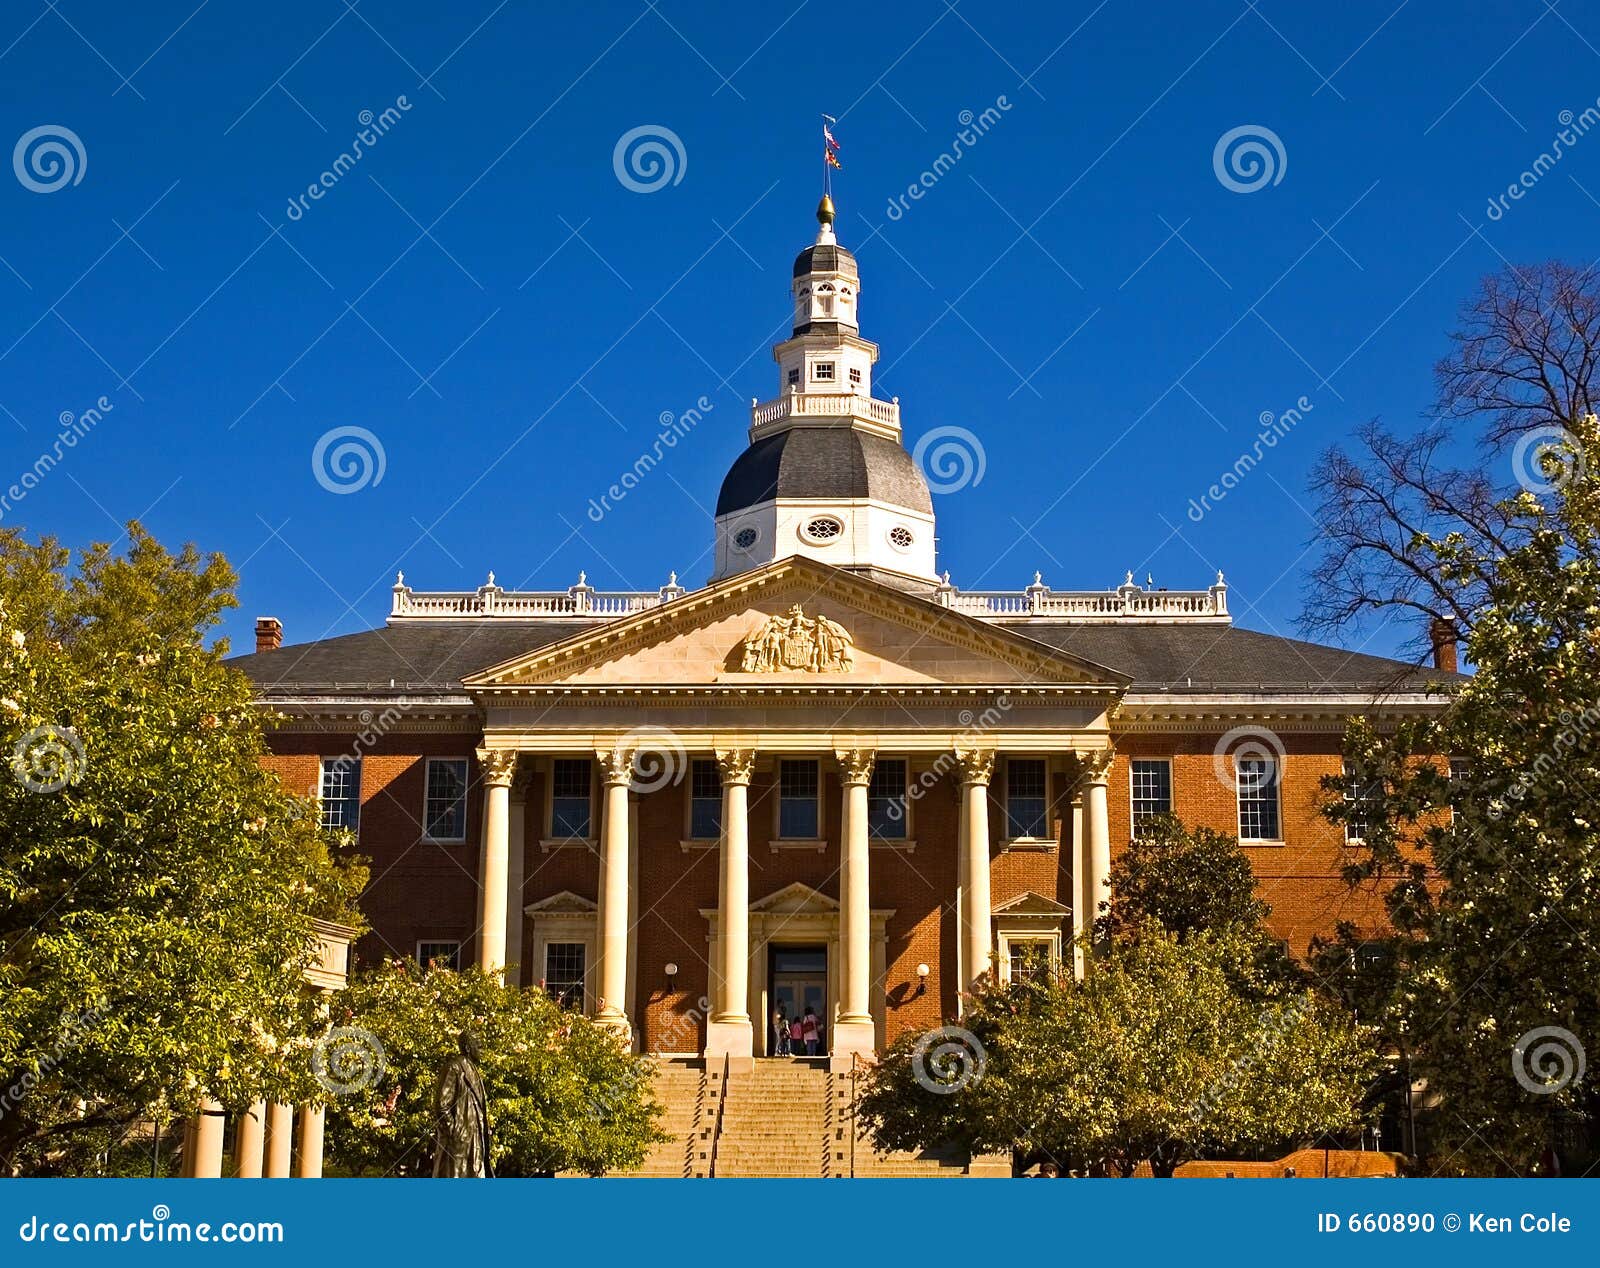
left=707, top=1053, right=729, bottom=1179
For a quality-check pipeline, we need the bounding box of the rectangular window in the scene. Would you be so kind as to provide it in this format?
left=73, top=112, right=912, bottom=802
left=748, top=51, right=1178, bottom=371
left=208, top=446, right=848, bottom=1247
left=1344, top=760, right=1381, bottom=844
left=1449, top=757, right=1469, bottom=823
left=319, top=757, right=361, bottom=832
left=1005, top=758, right=1048, bottom=840
left=1129, top=759, right=1172, bottom=832
left=868, top=759, right=908, bottom=839
left=1236, top=756, right=1281, bottom=841
left=813, top=362, right=835, bottom=381
left=551, top=758, right=593, bottom=840
left=417, top=940, right=461, bottom=970
left=544, top=942, right=586, bottom=1009
left=779, top=759, right=820, bottom=839
left=787, top=367, right=800, bottom=387
left=690, top=759, right=722, bottom=840
left=848, top=367, right=862, bottom=385
left=424, top=758, right=468, bottom=841
left=1008, top=939, right=1052, bottom=985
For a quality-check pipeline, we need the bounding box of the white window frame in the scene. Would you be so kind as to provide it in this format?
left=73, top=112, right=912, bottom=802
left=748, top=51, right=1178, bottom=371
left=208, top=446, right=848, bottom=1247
left=423, top=757, right=469, bottom=843
left=416, top=940, right=462, bottom=970
left=687, top=758, right=722, bottom=842
left=867, top=756, right=910, bottom=842
left=319, top=756, right=362, bottom=832
left=773, top=757, right=824, bottom=844
left=546, top=757, right=596, bottom=844
left=998, top=934, right=1058, bottom=985
left=542, top=940, right=589, bottom=1010
left=1128, top=757, right=1172, bottom=833
left=813, top=361, right=835, bottom=381
left=1343, top=760, right=1380, bottom=845
left=1002, top=756, right=1051, bottom=844
left=1235, top=754, right=1283, bottom=844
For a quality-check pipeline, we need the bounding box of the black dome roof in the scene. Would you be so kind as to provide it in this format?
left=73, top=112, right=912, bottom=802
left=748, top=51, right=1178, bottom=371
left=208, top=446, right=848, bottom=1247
left=793, top=242, right=858, bottom=279
left=716, top=427, right=933, bottom=517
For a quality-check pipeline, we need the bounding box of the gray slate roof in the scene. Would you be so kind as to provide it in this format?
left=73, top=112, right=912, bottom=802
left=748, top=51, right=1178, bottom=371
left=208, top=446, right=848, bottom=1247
left=715, top=427, right=934, bottom=517
left=232, top=613, right=1449, bottom=696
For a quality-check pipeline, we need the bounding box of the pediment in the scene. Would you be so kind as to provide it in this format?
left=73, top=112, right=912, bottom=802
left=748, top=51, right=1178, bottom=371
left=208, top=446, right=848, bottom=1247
left=463, top=558, right=1127, bottom=691
left=993, top=890, right=1073, bottom=917
left=524, top=890, right=597, bottom=916
left=749, top=882, right=838, bottom=915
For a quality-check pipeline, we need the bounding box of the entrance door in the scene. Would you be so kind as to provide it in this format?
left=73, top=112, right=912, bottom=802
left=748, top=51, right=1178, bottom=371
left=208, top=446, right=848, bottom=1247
left=769, top=945, right=827, bottom=1056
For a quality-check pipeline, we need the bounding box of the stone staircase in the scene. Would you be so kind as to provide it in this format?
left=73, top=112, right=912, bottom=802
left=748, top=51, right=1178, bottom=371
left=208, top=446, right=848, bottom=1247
left=624, top=1057, right=967, bottom=1178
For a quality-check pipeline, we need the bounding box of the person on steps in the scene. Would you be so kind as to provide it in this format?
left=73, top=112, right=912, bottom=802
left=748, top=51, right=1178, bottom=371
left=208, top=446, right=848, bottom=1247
left=773, top=1008, right=791, bottom=1056
left=802, top=1007, right=819, bottom=1056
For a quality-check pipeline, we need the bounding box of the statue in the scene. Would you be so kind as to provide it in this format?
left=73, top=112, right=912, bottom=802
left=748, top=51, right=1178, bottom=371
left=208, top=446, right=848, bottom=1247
left=731, top=605, right=854, bottom=672
left=432, top=1031, right=493, bottom=1178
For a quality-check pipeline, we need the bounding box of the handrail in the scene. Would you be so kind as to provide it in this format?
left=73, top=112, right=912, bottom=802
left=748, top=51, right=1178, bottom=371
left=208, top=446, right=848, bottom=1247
left=849, top=1052, right=859, bottom=1179
left=707, top=1053, right=730, bottom=1178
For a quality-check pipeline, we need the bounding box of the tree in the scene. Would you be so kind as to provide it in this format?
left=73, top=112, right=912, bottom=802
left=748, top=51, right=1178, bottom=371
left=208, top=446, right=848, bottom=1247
left=324, top=961, right=665, bottom=1176
left=0, top=524, right=367, bottom=1174
left=1321, top=415, right=1600, bottom=1173
left=858, top=925, right=1377, bottom=1176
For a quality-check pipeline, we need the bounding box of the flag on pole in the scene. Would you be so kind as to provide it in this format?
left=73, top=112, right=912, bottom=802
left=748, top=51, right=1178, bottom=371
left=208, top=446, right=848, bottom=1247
left=822, top=114, right=841, bottom=169
left=825, top=147, right=842, bottom=169
left=824, top=125, right=840, bottom=153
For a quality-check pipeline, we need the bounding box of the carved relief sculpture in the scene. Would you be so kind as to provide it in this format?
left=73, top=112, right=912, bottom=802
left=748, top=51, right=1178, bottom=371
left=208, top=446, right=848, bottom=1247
left=733, top=605, right=855, bottom=672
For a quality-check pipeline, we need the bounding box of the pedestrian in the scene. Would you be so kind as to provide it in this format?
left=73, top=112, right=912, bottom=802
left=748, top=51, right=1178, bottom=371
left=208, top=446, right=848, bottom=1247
left=773, top=1008, right=790, bottom=1056
left=789, top=1012, right=803, bottom=1054
left=802, top=1006, right=819, bottom=1056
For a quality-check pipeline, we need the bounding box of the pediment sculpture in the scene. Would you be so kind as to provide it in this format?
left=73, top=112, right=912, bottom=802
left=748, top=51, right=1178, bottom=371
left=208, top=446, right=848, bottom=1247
left=733, top=604, right=854, bottom=673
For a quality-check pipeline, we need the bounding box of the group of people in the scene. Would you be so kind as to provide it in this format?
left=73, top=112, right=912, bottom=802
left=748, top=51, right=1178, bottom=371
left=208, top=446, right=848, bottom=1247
left=771, top=1006, right=822, bottom=1056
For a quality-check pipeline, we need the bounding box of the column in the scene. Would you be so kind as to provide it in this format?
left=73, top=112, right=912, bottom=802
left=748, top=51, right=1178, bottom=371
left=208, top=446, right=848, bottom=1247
left=294, top=1104, right=325, bottom=1178
left=831, top=749, right=877, bottom=1070
left=264, top=1102, right=294, bottom=1177
left=1080, top=747, right=1114, bottom=947
left=506, top=771, right=529, bottom=981
left=595, top=747, right=634, bottom=1042
left=705, top=749, right=755, bottom=1070
left=956, top=749, right=996, bottom=995
left=183, top=1098, right=225, bottom=1178
left=233, top=1101, right=266, bottom=1178
left=475, top=747, right=518, bottom=974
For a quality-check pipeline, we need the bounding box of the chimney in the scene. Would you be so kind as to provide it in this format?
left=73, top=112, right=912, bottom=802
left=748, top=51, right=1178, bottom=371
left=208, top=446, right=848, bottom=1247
left=1429, top=618, right=1457, bottom=674
left=255, top=617, right=283, bottom=654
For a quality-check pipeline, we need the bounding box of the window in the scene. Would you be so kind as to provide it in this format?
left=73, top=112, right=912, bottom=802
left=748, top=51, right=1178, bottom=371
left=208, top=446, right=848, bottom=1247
left=848, top=367, right=862, bottom=385
left=544, top=942, right=586, bottom=1009
left=868, top=759, right=908, bottom=839
left=1236, top=756, right=1281, bottom=841
left=424, top=758, right=468, bottom=841
left=1005, top=759, right=1048, bottom=840
left=690, top=759, right=722, bottom=840
left=1449, top=757, right=1469, bottom=823
left=1130, top=759, right=1172, bottom=832
left=1344, top=760, right=1382, bottom=844
left=887, top=525, right=914, bottom=550
left=1007, top=939, right=1052, bottom=985
left=734, top=526, right=759, bottom=551
left=813, top=362, right=835, bottom=381
left=787, top=367, right=800, bottom=387
left=319, top=757, right=361, bottom=831
left=779, top=759, right=820, bottom=838
left=803, top=516, right=843, bottom=542
left=551, top=758, right=593, bottom=840
left=417, top=940, right=461, bottom=970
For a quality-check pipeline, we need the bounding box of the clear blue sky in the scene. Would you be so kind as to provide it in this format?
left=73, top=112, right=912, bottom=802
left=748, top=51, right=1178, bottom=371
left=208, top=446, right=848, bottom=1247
left=2, top=0, right=1595, bottom=660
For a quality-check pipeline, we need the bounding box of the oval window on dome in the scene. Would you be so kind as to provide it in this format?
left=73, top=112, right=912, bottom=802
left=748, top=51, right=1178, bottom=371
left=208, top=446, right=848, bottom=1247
left=733, top=527, right=759, bottom=551
left=888, top=525, right=914, bottom=550
left=802, top=516, right=844, bottom=544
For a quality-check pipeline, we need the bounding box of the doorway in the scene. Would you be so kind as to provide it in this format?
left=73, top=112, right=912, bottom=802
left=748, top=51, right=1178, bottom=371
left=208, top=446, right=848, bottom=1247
left=768, top=944, right=827, bottom=1056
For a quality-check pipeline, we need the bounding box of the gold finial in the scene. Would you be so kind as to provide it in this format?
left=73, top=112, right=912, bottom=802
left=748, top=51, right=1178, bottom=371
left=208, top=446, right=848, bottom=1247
left=817, top=193, right=835, bottom=227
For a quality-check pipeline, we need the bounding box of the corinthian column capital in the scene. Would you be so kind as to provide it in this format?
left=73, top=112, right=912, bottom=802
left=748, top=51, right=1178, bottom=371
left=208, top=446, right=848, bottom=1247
left=598, top=745, right=635, bottom=787
left=475, top=746, right=519, bottom=788
left=1079, top=746, right=1115, bottom=783
left=835, top=748, right=877, bottom=786
left=715, top=748, right=756, bottom=785
left=953, top=747, right=996, bottom=787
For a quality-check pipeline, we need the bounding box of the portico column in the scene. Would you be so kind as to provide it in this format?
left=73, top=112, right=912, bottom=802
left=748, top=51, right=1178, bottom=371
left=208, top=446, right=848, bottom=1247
left=705, top=749, right=755, bottom=1070
left=183, top=1098, right=225, bottom=1177
left=233, top=1101, right=266, bottom=1177
left=595, top=747, right=634, bottom=1042
left=505, top=770, right=530, bottom=981
left=1080, top=748, right=1114, bottom=946
left=831, top=749, right=877, bottom=1070
left=474, top=747, right=518, bottom=974
left=294, top=1104, right=325, bottom=1178
left=264, top=1102, right=294, bottom=1177
left=955, top=749, right=997, bottom=995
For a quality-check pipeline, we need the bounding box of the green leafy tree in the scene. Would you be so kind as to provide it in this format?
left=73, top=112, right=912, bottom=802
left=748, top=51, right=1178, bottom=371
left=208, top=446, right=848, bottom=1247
left=859, top=925, right=1377, bottom=1176
left=0, top=524, right=367, bottom=1175
left=1320, top=415, right=1600, bottom=1172
left=324, top=961, right=665, bottom=1176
